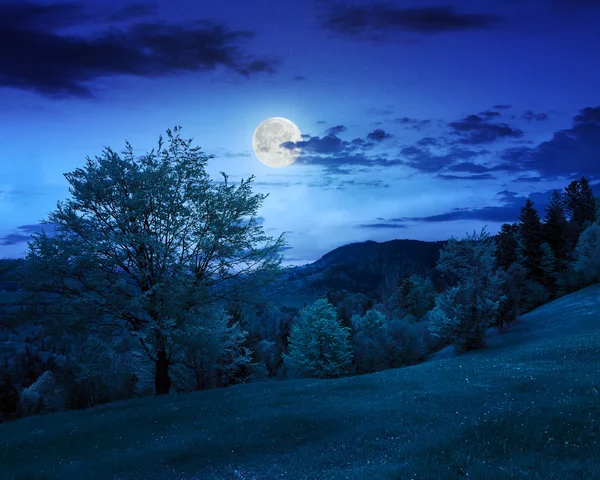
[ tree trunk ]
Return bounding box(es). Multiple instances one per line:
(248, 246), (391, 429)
(155, 347), (171, 395)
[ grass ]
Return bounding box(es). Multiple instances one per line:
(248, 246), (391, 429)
(1, 285), (599, 479)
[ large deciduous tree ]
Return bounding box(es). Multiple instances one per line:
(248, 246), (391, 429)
(19, 127), (286, 395)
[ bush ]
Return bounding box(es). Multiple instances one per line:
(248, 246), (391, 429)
(385, 318), (426, 367)
(19, 371), (64, 416)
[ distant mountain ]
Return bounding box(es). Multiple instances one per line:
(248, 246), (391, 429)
(277, 239), (446, 298)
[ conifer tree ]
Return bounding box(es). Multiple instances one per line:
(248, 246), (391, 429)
(428, 228), (505, 353)
(517, 199), (543, 282)
(540, 242), (557, 296)
(542, 190), (568, 270)
(283, 299), (353, 378)
(495, 223), (519, 270)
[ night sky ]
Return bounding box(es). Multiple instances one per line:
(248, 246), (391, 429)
(1, 0), (599, 265)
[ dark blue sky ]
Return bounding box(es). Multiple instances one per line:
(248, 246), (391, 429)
(1, 0), (599, 264)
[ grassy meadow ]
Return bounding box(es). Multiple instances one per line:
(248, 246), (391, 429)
(0, 285), (599, 479)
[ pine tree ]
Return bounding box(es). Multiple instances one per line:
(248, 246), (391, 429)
(542, 190), (568, 271)
(351, 308), (387, 373)
(539, 242), (557, 296)
(517, 199), (543, 282)
(496, 223), (519, 270)
(428, 228), (505, 353)
(283, 299), (353, 379)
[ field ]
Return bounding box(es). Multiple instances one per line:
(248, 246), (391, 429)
(0, 285), (599, 479)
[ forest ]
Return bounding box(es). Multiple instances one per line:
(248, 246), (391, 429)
(1, 127), (599, 424)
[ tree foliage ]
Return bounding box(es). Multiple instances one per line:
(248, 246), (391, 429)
(18, 126), (286, 395)
(428, 228), (505, 353)
(283, 299), (353, 379)
(572, 222), (600, 285)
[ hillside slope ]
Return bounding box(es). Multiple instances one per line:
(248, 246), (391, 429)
(1, 284), (599, 480)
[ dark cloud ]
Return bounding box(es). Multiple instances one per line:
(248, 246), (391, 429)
(445, 162), (491, 174)
(0, 223), (56, 246)
(315, 120), (327, 125)
(326, 125), (348, 136)
(0, 1), (277, 98)
(522, 110), (549, 122)
(479, 110), (501, 118)
(292, 75), (307, 81)
(494, 106), (600, 178)
(393, 117), (432, 130)
(400, 145), (489, 173)
(294, 153), (404, 174)
(438, 173), (496, 181)
(449, 114), (524, 144)
(416, 137), (441, 147)
(356, 223), (407, 229)
(394, 187), (599, 225)
(493, 104), (512, 109)
(513, 175), (545, 183)
(320, 4), (502, 42)
(367, 128), (393, 141)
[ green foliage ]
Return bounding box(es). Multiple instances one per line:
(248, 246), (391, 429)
(542, 190), (569, 269)
(428, 228), (505, 353)
(495, 223), (519, 270)
(522, 280), (550, 313)
(496, 262), (528, 328)
(540, 242), (557, 295)
(517, 199), (543, 282)
(385, 317), (426, 367)
(161, 305), (256, 391)
(572, 222), (600, 286)
(18, 126), (286, 395)
(283, 299), (353, 379)
(350, 308), (387, 373)
(397, 274), (436, 320)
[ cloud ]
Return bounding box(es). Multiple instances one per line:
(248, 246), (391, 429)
(393, 187), (598, 225)
(522, 110), (549, 122)
(326, 125), (348, 136)
(400, 144), (490, 173)
(0, 223), (56, 246)
(0, 1), (277, 98)
(416, 137), (442, 147)
(437, 173), (496, 181)
(493, 104), (512, 109)
(445, 162), (491, 174)
(367, 128), (393, 141)
(393, 117), (432, 130)
(479, 110), (501, 118)
(449, 114), (524, 144)
(320, 4), (502, 42)
(356, 223), (407, 229)
(292, 75), (307, 81)
(494, 106), (600, 178)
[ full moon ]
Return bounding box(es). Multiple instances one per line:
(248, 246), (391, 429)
(252, 117), (302, 168)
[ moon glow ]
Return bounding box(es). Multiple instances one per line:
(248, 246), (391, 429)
(252, 117), (302, 168)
